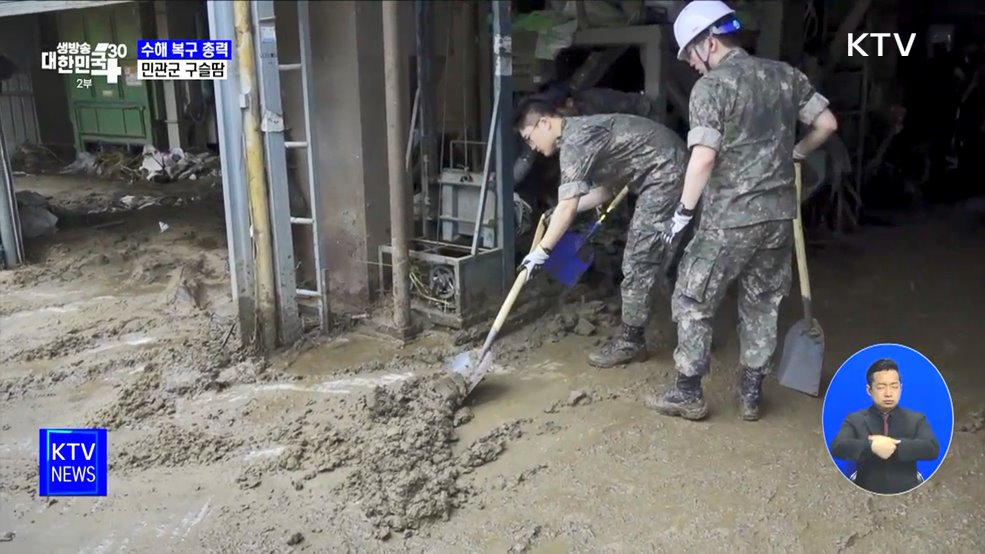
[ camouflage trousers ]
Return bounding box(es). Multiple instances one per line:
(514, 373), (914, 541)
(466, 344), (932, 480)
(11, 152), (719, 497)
(620, 186), (677, 328)
(671, 220), (793, 377)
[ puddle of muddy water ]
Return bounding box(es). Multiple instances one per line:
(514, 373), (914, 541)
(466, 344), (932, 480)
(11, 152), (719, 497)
(286, 335), (399, 376)
(213, 372), (419, 404)
(285, 332), (447, 377)
(0, 293), (121, 323)
(84, 335), (158, 355)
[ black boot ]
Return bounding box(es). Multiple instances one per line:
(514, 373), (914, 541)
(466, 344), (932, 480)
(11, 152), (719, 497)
(738, 366), (765, 421)
(587, 324), (647, 368)
(644, 373), (708, 421)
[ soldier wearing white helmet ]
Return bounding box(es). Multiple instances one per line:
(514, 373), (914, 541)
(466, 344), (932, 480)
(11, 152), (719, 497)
(645, 1), (839, 421)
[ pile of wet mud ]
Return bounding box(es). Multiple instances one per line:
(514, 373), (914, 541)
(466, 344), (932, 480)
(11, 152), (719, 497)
(112, 423), (244, 471)
(1, 237), (251, 404)
(236, 373), (527, 540)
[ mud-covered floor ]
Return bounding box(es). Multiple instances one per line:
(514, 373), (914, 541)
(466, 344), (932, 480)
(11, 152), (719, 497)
(1, 186), (984, 552)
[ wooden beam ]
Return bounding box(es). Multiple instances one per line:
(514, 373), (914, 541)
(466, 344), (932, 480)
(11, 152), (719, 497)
(822, 0), (873, 81)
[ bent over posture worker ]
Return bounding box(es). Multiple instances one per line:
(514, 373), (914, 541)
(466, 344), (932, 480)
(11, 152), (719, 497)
(513, 97), (687, 366)
(513, 82), (665, 184)
(647, 1), (838, 421)
(831, 358), (940, 495)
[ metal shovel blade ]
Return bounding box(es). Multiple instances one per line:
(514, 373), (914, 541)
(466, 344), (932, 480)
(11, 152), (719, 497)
(446, 348), (494, 395)
(776, 318), (825, 397)
(543, 230), (594, 287)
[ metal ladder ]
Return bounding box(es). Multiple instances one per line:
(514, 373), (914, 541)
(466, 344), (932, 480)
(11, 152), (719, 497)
(251, 0), (329, 341)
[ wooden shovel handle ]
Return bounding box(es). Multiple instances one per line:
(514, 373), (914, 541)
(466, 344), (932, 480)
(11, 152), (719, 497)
(492, 272), (527, 332)
(793, 162), (814, 322)
(600, 187), (630, 223)
(531, 213), (547, 251)
(485, 214), (547, 336)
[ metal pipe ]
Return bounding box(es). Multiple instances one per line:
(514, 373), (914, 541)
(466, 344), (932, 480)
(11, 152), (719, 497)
(405, 86), (420, 172)
(383, 0), (412, 334)
(489, 0), (516, 290)
(0, 121), (24, 269)
(234, 0), (278, 351)
(415, 0), (433, 239)
(208, 0), (257, 345)
(492, 0), (516, 293)
(470, 92), (500, 255)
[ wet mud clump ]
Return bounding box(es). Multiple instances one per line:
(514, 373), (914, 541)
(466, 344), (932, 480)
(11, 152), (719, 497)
(334, 374), (524, 540)
(112, 423), (243, 471)
(88, 366), (176, 430)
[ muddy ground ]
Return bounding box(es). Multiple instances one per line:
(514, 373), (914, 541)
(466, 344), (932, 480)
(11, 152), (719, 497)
(1, 176), (984, 552)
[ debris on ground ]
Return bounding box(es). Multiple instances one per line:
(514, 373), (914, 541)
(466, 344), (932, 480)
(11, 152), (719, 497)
(9, 143), (64, 174)
(59, 145), (220, 183)
(15, 190), (58, 239)
(567, 389), (592, 406)
(958, 406), (984, 433)
(508, 523), (545, 554)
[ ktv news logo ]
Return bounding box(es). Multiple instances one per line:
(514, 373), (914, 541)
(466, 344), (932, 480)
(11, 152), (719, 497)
(38, 428), (108, 496)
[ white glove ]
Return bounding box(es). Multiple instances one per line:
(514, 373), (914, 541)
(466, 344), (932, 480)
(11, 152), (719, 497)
(661, 204), (695, 244)
(519, 246), (550, 282)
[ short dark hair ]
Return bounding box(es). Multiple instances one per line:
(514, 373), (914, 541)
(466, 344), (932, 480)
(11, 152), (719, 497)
(866, 358), (900, 385)
(513, 94), (561, 130)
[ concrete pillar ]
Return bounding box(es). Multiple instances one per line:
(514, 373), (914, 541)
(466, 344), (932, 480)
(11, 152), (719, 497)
(271, 1), (416, 311)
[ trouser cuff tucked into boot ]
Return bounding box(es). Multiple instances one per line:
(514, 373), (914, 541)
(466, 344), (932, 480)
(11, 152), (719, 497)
(644, 373), (708, 421)
(587, 324), (647, 368)
(738, 366), (766, 421)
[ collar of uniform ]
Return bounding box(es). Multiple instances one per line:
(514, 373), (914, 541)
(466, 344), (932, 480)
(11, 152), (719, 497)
(717, 47), (748, 68)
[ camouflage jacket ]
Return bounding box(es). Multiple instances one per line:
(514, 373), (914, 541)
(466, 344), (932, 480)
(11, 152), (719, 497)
(557, 114), (687, 216)
(688, 48), (829, 229)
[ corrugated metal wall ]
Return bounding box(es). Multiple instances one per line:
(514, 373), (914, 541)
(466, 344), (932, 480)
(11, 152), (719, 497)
(0, 14), (41, 147)
(0, 73), (39, 147)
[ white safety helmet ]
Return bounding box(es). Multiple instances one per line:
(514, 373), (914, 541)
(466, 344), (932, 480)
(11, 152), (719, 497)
(673, 1), (740, 61)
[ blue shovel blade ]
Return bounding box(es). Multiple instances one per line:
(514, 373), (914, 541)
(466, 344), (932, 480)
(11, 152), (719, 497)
(543, 230), (594, 287)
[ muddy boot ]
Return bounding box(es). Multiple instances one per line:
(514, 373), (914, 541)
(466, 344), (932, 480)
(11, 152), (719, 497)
(644, 374), (708, 421)
(587, 325), (647, 368)
(738, 367), (765, 421)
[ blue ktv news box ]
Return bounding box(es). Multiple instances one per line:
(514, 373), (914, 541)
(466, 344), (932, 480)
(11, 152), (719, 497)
(38, 428), (108, 497)
(137, 39), (232, 60)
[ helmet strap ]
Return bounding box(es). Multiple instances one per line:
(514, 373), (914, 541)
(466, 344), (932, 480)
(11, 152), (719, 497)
(696, 37), (713, 72)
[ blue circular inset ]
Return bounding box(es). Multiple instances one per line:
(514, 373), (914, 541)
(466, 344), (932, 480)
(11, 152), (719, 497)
(821, 343), (954, 495)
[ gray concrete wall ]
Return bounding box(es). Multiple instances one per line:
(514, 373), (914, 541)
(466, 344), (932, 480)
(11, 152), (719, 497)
(275, 0), (416, 310)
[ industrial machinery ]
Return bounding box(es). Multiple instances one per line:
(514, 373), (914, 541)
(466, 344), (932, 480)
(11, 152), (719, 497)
(378, 1), (515, 330)
(437, 140), (500, 249)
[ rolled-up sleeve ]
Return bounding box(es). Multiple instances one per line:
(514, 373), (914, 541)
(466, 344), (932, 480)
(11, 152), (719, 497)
(687, 78), (725, 151)
(793, 69), (829, 125)
(558, 125), (606, 201)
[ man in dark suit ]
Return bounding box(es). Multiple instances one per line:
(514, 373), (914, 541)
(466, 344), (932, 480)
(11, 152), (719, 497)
(830, 358), (940, 494)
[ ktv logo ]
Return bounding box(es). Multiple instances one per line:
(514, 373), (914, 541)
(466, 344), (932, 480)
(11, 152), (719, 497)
(848, 33), (917, 57)
(39, 428), (108, 496)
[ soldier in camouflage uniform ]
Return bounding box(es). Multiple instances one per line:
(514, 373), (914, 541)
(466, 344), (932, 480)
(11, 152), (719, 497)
(517, 85), (690, 368)
(646, 1), (838, 421)
(513, 96), (688, 367)
(514, 82), (663, 183)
